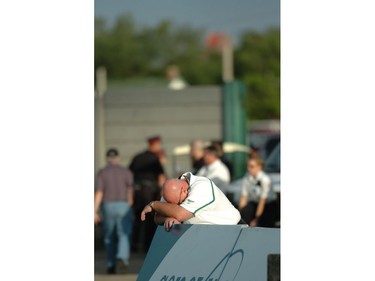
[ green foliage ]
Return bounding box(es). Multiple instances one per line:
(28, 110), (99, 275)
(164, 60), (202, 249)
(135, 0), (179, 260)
(94, 15), (280, 120)
(235, 28), (280, 119)
(94, 14), (221, 83)
(95, 14), (147, 78)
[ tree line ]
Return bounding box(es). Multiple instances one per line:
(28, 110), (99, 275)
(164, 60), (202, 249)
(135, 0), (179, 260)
(95, 14), (280, 120)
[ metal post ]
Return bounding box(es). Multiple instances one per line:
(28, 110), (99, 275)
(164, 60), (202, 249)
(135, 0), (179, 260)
(222, 35), (234, 82)
(95, 67), (107, 173)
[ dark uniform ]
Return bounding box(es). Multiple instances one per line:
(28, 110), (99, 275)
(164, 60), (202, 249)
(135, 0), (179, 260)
(192, 157), (204, 175)
(129, 150), (164, 252)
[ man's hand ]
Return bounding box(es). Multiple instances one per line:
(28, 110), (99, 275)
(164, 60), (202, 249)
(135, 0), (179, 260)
(94, 191), (103, 224)
(141, 204), (153, 221)
(127, 197), (134, 207)
(249, 219), (258, 227)
(94, 213), (101, 224)
(164, 217), (181, 231)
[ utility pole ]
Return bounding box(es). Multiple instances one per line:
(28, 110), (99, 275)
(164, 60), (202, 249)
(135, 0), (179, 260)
(95, 66), (107, 173)
(221, 34), (234, 82)
(206, 33), (234, 82)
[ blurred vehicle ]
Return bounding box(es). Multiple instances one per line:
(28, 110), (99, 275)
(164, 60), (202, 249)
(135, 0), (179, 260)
(247, 119), (280, 160)
(264, 142), (280, 192)
(262, 134), (280, 161)
(264, 142), (280, 226)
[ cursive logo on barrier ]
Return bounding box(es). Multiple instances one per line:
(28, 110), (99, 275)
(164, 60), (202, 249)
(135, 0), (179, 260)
(159, 230), (245, 281)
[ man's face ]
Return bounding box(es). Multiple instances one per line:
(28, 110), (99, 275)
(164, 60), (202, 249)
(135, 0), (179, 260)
(108, 156), (120, 164)
(190, 146), (203, 160)
(190, 146), (196, 158)
(203, 150), (215, 165)
(150, 140), (162, 152)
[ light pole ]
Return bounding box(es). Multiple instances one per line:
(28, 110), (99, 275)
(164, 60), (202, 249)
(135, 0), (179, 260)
(206, 33), (234, 82)
(221, 34), (234, 82)
(95, 66), (107, 173)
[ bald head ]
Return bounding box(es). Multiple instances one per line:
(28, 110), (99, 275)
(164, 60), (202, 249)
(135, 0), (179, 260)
(163, 179), (188, 204)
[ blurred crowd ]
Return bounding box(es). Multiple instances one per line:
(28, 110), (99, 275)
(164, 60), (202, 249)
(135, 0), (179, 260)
(94, 135), (279, 274)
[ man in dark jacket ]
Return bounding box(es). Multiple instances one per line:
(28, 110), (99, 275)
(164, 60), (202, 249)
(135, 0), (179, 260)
(129, 136), (166, 252)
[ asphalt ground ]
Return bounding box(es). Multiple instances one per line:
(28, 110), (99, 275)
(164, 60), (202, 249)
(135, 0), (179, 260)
(95, 224), (147, 281)
(95, 248), (146, 281)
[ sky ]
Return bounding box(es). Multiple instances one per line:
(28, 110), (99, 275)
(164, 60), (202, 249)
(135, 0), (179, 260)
(95, 0), (280, 45)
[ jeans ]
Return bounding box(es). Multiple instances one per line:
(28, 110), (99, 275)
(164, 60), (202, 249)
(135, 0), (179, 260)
(102, 201), (133, 267)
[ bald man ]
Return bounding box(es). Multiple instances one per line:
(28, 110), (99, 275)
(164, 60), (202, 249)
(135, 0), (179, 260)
(141, 172), (241, 231)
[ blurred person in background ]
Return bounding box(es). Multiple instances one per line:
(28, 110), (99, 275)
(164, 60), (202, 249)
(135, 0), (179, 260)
(94, 148), (134, 274)
(155, 149), (168, 186)
(129, 136), (166, 252)
(238, 157), (277, 227)
(196, 145), (230, 191)
(190, 139), (205, 174)
(155, 149), (167, 167)
(166, 65), (187, 90)
(211, 140), (234, 178)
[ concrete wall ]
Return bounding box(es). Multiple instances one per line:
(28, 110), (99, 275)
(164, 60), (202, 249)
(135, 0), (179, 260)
(96, 85), (222, 177)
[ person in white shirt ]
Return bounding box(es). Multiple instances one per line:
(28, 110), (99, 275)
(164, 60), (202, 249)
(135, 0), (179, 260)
(196, 145), (230, 191)
(140, 172), (241, 231)
(238, 157), (277, 227)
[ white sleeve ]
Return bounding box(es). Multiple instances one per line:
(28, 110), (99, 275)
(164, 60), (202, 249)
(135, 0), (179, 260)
(260, 177), (271, 199)
(209, 166), (230, 189)
(222, 166), (230, 183)
(211, 178), (228, 191)
(241, 177), (248, 196)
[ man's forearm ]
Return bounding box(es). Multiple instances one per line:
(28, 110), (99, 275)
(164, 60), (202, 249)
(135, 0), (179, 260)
(158, 174), (166, 188)
(255, 198), (266, 218)
(94, 191), (103, 213)
(127, 187), (134, 205)
(154, 213), (170, 225)
(239, 195), (248, 210)
(151, 201), (192, 222)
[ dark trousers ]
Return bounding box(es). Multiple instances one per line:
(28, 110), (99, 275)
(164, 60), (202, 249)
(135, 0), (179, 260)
(131, 183), (158, 252)
(240, 200), (277, 227)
